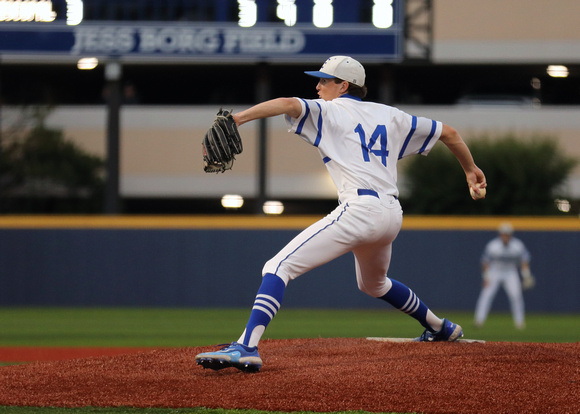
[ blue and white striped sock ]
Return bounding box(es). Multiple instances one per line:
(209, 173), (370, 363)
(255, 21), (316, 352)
(379, 278), (435, 331)
(239, 273), (285, 348)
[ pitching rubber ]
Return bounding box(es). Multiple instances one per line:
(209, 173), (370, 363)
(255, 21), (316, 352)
(366, 337), (486, 344)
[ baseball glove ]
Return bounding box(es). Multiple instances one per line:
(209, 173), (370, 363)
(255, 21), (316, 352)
(521, 268), (535, 290)
(522, 274), (536, 290)
(202, 108), (243, 173)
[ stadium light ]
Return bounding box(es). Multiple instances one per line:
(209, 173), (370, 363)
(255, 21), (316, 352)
(313, 0), (333, 28)
(277, 0), (297, 26)
(238, 0), (257, 27)
(372, 0), (394, 28)
(66, 0), (83, 25)
(221, 194), (244, 209)
(547, 65), (569, 78)
(263, 201), (284, 215)
(77, 57), (98, 70)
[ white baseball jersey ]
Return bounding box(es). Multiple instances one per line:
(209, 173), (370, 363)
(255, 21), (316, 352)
(481, 237), (531, 274)
(285, 95), (443, 199)
(263, 94), (444, 295)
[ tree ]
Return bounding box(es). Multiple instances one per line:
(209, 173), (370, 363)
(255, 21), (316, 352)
(0, 107), (105, 213)
(402, 135), (578, 215)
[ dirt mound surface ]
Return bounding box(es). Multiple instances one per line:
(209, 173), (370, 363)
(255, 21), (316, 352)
(0, 338), (578, 414)
(0, 347), (152, 362)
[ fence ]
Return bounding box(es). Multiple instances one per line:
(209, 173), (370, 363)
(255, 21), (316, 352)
(1, 215), (578, 312)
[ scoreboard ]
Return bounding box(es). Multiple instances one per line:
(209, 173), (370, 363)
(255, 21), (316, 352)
(0, 0), (405, 63)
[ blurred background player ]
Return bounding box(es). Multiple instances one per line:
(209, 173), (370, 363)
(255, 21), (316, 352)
(474, 222), (535, 330)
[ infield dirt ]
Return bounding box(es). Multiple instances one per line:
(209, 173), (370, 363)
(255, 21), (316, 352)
(0, 338), (578, 414)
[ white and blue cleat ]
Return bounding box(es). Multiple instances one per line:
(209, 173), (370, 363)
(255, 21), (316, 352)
(195, 342), (262, 373)
(414, 318), (464, 342)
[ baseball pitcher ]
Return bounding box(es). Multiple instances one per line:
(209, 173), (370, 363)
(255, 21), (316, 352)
(196, 56), (487, 372)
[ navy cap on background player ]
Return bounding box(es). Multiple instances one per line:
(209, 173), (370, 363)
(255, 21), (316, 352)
(304, 56), (366, 87)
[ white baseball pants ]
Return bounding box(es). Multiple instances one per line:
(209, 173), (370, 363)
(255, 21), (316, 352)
(475, 270), (525, 328)
(262, 190), (403, 298)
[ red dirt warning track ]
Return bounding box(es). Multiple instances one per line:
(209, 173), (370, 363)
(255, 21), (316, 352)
(0, 338), (578, 414)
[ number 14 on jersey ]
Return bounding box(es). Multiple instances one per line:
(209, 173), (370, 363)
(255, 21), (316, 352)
(355, 124), (389, 167)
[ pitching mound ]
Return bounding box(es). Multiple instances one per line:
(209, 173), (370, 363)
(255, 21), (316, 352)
(0, 338), (578, 414)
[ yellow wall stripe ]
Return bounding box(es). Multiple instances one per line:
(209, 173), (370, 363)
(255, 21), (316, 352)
(0, 215), (579, 231)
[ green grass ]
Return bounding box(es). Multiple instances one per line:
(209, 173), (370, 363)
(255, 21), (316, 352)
(0, 307), (579, 347)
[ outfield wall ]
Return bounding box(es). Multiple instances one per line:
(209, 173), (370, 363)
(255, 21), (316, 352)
(0, 216), (579, 313)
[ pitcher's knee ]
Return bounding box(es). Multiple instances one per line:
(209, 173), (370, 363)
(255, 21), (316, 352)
(357, 279), (390, 298)
(262, 263), (291, 285)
